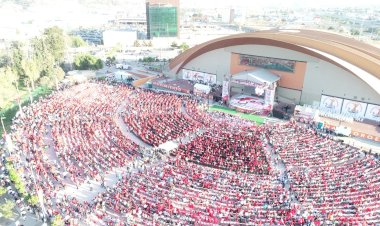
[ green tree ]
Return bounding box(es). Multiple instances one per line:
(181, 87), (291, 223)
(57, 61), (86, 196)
(350, 29), (360, 36)
(179, 42), (189, 51)
(0, 66), (19, 88)
(21, 58), (40, 90)
(170, 41), (178, 48)
(73, 54), (103, 70)
(106, 56), (116, 66)
(43, 26), (66, 63)
(0, 200), (15, 219)
(0, 54), (11, 68)
(133, 40), (140, 47)
(70, 35), (87, 48)
(0, 186), (6, 196)
(10, 41), (25, 79)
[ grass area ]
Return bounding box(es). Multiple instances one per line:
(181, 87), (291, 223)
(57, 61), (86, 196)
(209, 105), (265, 125)
(0, 86), (53, 137)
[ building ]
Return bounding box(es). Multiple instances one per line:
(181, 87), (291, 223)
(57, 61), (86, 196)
(146, 0), (180, 39)
(168, 29), (380, 141)
(103, 30), (137, 48)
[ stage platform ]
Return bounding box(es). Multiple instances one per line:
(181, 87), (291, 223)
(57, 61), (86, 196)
(229, 94), (271, 115)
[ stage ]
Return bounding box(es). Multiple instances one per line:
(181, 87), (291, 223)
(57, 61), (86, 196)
(229, 94), (271, 115)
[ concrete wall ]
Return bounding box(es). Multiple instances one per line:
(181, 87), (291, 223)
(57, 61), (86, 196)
(181, 44), (380, 105)
(302, 60), (380, 105)
(180, 48), (230, 84)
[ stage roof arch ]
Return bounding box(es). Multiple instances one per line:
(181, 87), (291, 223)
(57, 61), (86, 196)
(168, 29), (380, 95)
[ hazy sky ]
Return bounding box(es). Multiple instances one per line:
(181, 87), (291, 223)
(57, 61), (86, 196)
(181, 0), (380, 8)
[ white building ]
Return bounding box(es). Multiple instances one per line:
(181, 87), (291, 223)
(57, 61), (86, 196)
(103, 30), (137, 48)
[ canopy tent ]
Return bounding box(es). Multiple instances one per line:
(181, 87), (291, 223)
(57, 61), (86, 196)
(194, 83), (211, 94)
(231, 68), (280, 85)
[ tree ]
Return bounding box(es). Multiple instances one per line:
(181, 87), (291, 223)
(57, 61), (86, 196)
(350, 29), (360, 36)
(106, 56), (116, 66)
(73, 54), (103, 70)
(170, 41), (178, 48)
(0, 186), (6, 196)
(70, 35), (87, 48)
(0, 200), (15, 219)
(10, 41), (25, 79)
(43, 26), (66, 63)
(0, 54), (11, 68)
(133, 40), (140, 47)
(179, 42), (189, 51)
(21, 58), (40, 90)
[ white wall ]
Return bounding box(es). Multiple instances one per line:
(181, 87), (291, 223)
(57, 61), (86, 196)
(302, 60), (380, 105)
(181, 44), (380, 105)
(103, 30), (137, 48)
(181, 48), (230, 83)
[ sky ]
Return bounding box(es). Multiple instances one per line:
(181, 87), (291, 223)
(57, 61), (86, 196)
(181, 0), (380, 8)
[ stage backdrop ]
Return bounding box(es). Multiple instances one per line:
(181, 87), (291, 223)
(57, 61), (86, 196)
(319, 95), (343, 114)
(230, 53), (307, 90)
(182, 69), (217, 84)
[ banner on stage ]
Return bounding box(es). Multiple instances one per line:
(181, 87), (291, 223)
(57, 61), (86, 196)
(222, 81), (229, 101)
(264, 88), (275, 107)
(182, 69), (217, 85)
(364, 104), (380, 122)
(341, 99), (367, 118)
(319, 95), (343, 114)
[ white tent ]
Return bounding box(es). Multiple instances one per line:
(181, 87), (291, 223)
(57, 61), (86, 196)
(231, 68), (280, 85)
(194, 83), (211, 94)
(114, 71), (133, 80)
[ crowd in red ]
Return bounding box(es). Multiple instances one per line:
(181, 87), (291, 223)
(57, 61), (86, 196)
(124, 90), (202, 146)
(95, 158), (298, 225)
(176, 128), (271, 174)
(270, 122), (380, 224)
(2, 81), (379, 225)
(8, 83), (141, 224)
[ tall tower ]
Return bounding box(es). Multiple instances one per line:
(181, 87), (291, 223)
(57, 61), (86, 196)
(146, 0), (180, 39)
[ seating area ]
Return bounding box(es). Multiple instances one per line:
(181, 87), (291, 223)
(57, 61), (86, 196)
(269, 122), (361, 167)
(269, 122), (380, 224)
(152, 77), (193, 94)
(3, 82), (380, 225)
(124, 90), (202, 146)
(9, 83), (141, 222)
(95, 159), (296, 225)
(176, 128), (271, 174)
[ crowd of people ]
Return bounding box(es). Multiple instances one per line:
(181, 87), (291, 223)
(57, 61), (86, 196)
(6, 82), (143, 224)
(269, 122), (380, 224)
(176, 128), (271, 174)
(124, 90), (202, 146)
(0, 81), (379, 225)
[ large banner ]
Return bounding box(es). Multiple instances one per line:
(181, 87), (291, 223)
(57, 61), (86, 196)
(239, 54), (296, 72)
(341, 99), (367, 118)
(319, 95), (343, 114)
(264, 88), (275, 108)
(182, 69), (217, 85)
(365, 104), (380, 121)
(222, 81), (229, 101)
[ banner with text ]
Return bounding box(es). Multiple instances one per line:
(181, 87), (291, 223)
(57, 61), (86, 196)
(182, 69), (217, 85)
(222, 81), (229, 101)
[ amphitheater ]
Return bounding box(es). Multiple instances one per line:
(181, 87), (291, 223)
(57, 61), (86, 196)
(1, 29), (380, 226)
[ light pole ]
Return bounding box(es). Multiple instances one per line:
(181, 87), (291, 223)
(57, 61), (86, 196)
(0, 116), (6, 136)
